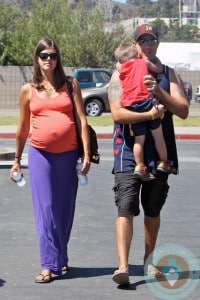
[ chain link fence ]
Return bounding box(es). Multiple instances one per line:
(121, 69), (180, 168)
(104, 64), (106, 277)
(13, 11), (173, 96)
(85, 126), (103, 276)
(0, 66), (199, 108)
(0, 66), (73, 108)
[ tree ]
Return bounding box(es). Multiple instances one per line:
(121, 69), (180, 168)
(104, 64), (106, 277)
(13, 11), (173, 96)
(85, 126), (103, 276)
(0, 4), (18, 65)
(68, 4), (126, 67)
(9, 0), (77, 65)
(174, 24), (199, 42)
(0, 0), (199, 66)
(2, 0), (126, 67)
(151, 18), (168, 40)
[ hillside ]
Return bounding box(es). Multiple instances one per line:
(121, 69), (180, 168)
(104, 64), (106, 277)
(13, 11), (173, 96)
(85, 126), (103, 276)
(0, 0), (179, 20)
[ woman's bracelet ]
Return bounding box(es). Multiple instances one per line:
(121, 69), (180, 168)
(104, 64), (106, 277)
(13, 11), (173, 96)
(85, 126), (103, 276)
(15, 156), (21, 160)
(150, 110), (154, 121)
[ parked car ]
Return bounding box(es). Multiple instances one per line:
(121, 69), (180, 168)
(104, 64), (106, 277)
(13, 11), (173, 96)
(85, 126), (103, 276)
(194, 86), (200, 103)
(178, 75), (193, 103)
(80, 74), (193, 116)
(81, 83), (110, 116)
(74, 68), (112, 89)
(181, 81), (193, 103)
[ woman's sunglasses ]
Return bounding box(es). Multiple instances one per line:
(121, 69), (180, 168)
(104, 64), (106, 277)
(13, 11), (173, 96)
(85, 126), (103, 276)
(38, 52), (58, 60)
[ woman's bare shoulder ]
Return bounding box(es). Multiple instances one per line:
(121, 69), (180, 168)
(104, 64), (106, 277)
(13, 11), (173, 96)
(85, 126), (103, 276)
(19, 82), (32, 101)
(20, 82), (32, 92)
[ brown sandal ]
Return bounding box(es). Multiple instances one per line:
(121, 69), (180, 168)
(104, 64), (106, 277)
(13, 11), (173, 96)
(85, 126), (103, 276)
(112, 268), (130, 286)
(35, 272), (52, 283)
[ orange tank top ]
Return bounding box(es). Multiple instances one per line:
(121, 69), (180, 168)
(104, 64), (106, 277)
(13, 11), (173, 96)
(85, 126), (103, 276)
(30, 85), (78, 153)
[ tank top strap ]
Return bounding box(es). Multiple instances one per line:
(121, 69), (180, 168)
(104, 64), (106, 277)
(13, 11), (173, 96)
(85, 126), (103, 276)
(162, 64), (169, 80)
(31, 86), (37, 96)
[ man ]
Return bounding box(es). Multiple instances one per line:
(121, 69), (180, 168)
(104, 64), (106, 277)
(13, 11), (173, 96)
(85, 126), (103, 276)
(108, 24), (189, 286)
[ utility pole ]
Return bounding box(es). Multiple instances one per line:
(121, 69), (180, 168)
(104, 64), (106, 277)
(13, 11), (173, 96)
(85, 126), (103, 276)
(179, 0), (182, 27)
(95, 0), (113, 23)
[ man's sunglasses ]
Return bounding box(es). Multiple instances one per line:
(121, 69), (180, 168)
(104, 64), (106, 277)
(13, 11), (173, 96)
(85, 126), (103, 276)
(38, 52), (58, 60)
(138, 39), (158, 46)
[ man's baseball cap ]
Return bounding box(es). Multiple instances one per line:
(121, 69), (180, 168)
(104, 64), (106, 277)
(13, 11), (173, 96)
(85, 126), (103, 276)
(134, 24), (159, 41)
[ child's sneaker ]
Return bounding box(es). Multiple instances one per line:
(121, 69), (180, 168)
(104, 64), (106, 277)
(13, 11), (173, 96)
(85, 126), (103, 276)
(157, 161), (172, 173)
(142, 172), (155, 182)
(134, 165), (155, 181)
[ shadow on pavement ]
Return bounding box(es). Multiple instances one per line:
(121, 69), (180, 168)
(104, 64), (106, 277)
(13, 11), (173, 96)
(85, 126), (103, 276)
(0, 278), (6, 287)
(57, 264), (144, 280)
(118, 268), (200, 291)
(0, 165), (28, 169)
(53, 266), (115, 281)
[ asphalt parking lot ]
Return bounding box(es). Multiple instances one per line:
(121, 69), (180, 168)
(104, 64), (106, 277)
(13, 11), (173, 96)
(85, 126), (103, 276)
(0, 139), (200, 300)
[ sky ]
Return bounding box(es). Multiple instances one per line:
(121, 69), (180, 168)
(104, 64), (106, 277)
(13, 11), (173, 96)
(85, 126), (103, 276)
(114, 0), (127, 3)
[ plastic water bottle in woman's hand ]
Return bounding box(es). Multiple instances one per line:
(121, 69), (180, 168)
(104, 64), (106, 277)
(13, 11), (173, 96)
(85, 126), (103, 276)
(76, 159), (88, 185)
(12, 171), (26, 187)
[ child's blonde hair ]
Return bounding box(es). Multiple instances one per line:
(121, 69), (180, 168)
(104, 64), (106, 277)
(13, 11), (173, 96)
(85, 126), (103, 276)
(115, 43), (138, 63)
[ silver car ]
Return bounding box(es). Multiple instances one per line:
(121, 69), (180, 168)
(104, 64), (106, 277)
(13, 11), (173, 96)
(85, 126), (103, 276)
(81, 78), (193, 117)
(195, 86), (200, 103)
(182, 81), (193, 103)
(81, 83), (110, 117)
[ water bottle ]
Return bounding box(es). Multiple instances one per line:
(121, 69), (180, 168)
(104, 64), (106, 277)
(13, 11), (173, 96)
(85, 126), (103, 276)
(76, 159), (88, 185)
(12, 171), (26, 187)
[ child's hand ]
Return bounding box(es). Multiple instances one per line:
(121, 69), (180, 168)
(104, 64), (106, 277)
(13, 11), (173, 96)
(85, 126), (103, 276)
(116, 62), (122, 72)
(151, 103), (166, 120)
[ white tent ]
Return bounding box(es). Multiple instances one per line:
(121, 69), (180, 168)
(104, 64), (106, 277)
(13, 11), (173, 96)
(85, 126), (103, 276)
(157, 43), (200, 70)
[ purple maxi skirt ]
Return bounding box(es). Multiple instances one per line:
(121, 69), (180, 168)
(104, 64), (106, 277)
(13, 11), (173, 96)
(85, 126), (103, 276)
(28, 145), (78, 275)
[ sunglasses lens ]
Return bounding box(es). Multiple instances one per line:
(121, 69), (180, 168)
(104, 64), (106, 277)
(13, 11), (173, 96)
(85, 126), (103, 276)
(138, 40), (146, 45)
(39, 53), (48, 60)
(38, 52), (58, 60)
(138, 39), (157, 46)
(50, 53), (58, 60)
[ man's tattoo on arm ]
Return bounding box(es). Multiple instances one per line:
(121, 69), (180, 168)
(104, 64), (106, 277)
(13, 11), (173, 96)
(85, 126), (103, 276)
(108, 80), (122, 102)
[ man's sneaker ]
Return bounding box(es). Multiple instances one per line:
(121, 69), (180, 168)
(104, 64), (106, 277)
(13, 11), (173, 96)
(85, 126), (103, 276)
(134, 165), (155, 181)
(146, 264), (162, 277)
(157, 161), (172, 173)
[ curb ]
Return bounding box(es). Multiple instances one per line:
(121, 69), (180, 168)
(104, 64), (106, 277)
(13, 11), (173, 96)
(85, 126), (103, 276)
(0, 133), (19, 139)
(175, 134), (200, 140)
(1, 133), (200, 140)
(1, 133), (200, 161)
